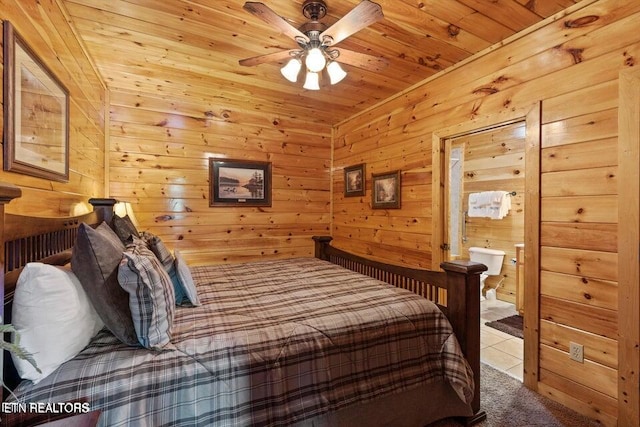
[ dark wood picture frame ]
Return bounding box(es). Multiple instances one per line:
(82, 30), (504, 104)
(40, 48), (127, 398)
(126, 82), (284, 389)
(371, 170), (401, 209)
(343, 163), (365, 197)
(3, 21), (69, 182)
(209, 158), (272, 207)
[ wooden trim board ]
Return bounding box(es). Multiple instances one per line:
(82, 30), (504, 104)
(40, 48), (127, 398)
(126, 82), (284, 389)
(617, 67), (640, 427)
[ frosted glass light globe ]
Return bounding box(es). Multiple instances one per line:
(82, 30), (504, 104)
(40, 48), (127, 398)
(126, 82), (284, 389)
(327, 61), (347, 84)
(305, 48), (326, 73)
(280, 58), (302, 82)
(303, 71), (320, 90)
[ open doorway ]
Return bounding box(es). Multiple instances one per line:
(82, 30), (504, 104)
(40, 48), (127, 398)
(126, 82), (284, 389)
(432, 105), (541, 388)
(443, 121), (526, 381)
(444, 122), (525, 303)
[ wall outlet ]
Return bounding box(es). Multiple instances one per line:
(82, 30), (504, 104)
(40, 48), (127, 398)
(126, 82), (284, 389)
(569, 342), (584, 363)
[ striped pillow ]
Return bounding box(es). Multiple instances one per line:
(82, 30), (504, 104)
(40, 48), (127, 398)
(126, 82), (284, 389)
(139, 232), (186, 304)
(140, 232), (173, 268)
(118, 242), (175, 349)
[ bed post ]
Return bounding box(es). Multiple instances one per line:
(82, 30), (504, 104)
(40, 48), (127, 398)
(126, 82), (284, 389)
(312, 235), (333, 261)
(88, 198), (118, 224)
(0, 184), (22, 320)
(0, 183), (22, 403)
(441, 260), (487, 424)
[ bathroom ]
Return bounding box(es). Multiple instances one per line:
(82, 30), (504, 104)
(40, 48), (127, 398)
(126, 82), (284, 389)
(445, 121), (526, 380)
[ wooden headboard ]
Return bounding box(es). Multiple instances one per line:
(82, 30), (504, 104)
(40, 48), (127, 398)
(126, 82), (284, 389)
(0, 182), (116, 396)
(1, 187), (116, 308)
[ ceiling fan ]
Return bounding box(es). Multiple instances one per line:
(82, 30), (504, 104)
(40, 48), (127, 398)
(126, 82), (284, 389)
(239, 0), (388, 90)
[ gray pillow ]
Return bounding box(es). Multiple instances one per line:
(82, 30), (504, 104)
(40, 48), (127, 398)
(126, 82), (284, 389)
(71, 223), (138, 346)
(110, 214), (140, 243)
(96, 221), (125, 250)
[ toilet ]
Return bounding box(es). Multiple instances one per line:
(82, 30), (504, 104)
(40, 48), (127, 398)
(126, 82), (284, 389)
(469, 247), (506, 301)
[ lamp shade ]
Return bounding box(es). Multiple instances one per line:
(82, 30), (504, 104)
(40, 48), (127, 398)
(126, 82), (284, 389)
(327, 61), (347, 85)
(303, 71), (320, 90)
(305, 47), (326, 73)
(69, 202), (92, 216)
(280, 58), (302, 82)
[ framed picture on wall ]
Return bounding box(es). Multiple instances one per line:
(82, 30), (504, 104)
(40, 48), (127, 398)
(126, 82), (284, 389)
(343, 163), (365, 197)
(3, 21), (69, 182)
(371, 170), (401, 209)
(209, 158), (272, 207)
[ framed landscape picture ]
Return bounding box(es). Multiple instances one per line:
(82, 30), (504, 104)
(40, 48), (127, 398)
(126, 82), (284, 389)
(371, 170), (401, 209)
(3, 21), (69, 182)
(344, 163), (365, 197)
(209, 158), (272, 207)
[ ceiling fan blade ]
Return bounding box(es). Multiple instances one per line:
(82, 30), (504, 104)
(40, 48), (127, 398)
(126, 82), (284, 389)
(334, 48), (388, 72)
(239, 49), (301, 67)
(243, 2), (310, 44)
(320, 0), (384, 46)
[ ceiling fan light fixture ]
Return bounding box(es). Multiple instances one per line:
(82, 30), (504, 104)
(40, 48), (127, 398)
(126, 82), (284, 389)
(280, 58), (302, 82)
(327, 61), (347, 84)
(240, 1), (386, 89)
(305, 47), (326, 73)
(303, 71), (320, 90)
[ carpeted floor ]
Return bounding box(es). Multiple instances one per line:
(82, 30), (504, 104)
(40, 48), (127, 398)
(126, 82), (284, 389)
(429, 363), (601, 427)
(484, 314), (523, 339)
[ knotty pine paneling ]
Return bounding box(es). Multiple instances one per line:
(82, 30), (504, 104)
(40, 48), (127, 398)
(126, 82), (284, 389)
(540, 344), (618, 399)
(540, 319), (618, 369)
(538, 368), (618, 425)
(0, 1), (106, 215)
(108, 91), (331, 264)
(542, 137), (618, 173)
(61, 0), (579, 127)
(334, 1), (638, 424)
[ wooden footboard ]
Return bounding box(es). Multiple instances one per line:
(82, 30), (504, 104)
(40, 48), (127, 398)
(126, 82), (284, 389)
(313, 236), (487, 424)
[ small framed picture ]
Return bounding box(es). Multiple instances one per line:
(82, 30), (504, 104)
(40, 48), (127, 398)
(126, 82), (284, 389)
(371, 170), (401, 209)
(209, 158), (272, 207)
(344, 163), (365, 197)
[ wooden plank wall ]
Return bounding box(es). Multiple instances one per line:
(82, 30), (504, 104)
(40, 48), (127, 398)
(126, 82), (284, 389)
(0, 0), (106, 215)
(333, 0), (638, 425)
(107, 90), (332, 264)
(57, 0), (334, 264)
(453, 122), (526, 303)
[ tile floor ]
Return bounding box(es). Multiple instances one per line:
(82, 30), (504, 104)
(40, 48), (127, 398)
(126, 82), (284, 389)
(480, 298), (523, 381)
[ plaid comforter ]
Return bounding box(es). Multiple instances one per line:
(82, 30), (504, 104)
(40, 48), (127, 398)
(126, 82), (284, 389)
(9, 258), (474, 426)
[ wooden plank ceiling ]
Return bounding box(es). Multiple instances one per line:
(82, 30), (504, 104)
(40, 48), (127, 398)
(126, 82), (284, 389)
(62, 0), (579, 126)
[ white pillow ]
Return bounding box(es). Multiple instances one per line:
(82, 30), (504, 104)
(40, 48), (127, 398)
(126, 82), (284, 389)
(11, 263), (104, 383)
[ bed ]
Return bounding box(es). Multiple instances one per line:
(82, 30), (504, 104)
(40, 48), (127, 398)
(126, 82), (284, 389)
(0, 182), (487, 426)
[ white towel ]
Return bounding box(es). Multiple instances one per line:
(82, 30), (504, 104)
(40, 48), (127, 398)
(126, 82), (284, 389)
(488, 191), (511, 220)
(468, 191), (511, 219)
(468, 192), (493, 217)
